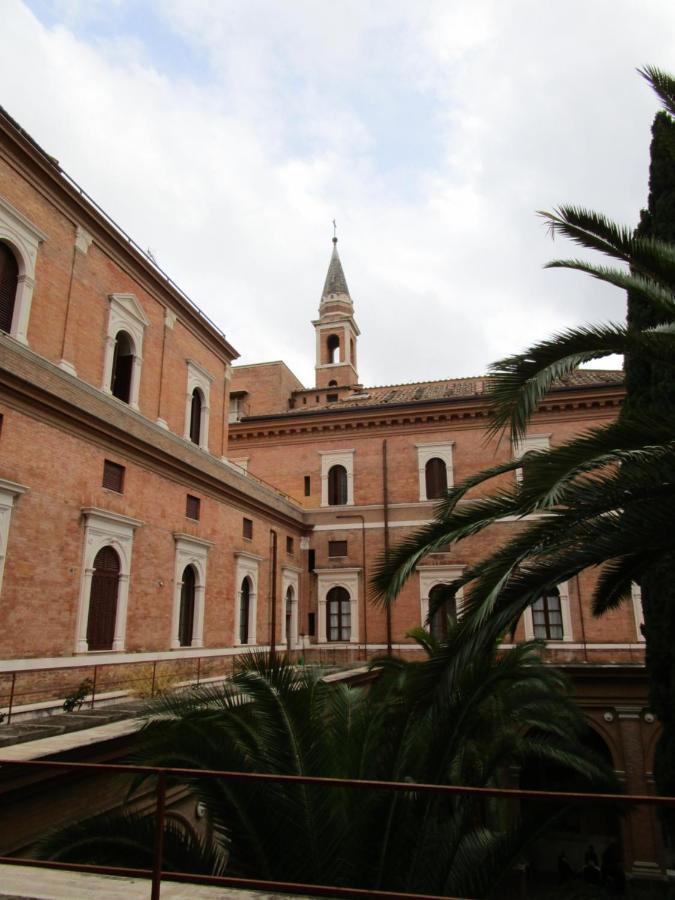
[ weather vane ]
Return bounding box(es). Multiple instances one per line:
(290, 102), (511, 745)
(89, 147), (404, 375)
(332, 218), (337, 240)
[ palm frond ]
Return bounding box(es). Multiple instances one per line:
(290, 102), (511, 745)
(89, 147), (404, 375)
(640, 65), (675, 118)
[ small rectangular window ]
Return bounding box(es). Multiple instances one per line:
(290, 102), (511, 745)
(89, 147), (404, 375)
(243, 517), (253, 539)
(308, 612), (316, 636)
(308, 549), (316, 572)
(327, 393), (338, 403)
(328, 540), (348, 558)
(286, 536), (294, 554)
(304, 475), (311, 496)
(186, 495), (201, 520)
(102, 460), (125, 493)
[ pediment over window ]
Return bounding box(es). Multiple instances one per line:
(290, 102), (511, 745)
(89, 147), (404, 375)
(108, 293), (150, 328)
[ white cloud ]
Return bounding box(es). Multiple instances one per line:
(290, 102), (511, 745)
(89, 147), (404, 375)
(2, 0), (675, 387)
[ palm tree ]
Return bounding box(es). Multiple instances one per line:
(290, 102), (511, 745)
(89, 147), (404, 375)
(373, 67), (675, 804)
(41, 646), (614, 898)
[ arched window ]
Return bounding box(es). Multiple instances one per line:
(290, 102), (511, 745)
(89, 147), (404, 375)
(189, 388), (203, 445)
(86, 546), (120, 651)
(0, 242), (18, 334)
(327, 333), (340, 364)
(285, 585), (294, 649)
(178, 565), (196, 647)
(240, 576), (252, 644)
(327, 586), (351, 642)
(328, 464), (348, 506)
(532, 588), (563, 640)
(425, 458), (448, 500)
(110, 331), (134, 404)
(428, 584), (456, 641)
(328, 379), (338, 387)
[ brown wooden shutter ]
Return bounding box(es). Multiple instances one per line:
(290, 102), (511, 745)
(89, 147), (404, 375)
(328, 540), (348, 557)
(178, 566), (196, 646)
(87, 547), (120, 651)
(0, 243), (18, 334)
(102, 460), (125, 493)
(328, 465), (347, 505)
(186, 495), (201, 520)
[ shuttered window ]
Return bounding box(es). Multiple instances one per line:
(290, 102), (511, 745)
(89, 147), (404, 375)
(286, 536), (294, 554)
(532, 588), (564, 640)
(239, 577), (251, 644)
(102, 460), (125, 493)
(425, 458), (448, 500)
(186, 495), (200, 520)
(428, 584), (456, 641)
(0, 242), (18, 334)
(111, 331), (133, 403)
(327, 465), (348, 506)
(178, 565), (196, 647)
(328, 540), (347, 557)
(86, 546), (120, 651)
(327, 586), (351, 642)
(189, 389), (202, 445)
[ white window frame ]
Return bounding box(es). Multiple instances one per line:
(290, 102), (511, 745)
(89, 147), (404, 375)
(171, 534), (213, 649)
(523, 581), (573, 642)
(0, 478), (28, 597)
(314, 567), (360, 644)
(319, 449), (355, 507)
(513, 433), (551, 484)
(418, 565), (464, 629)
(416, 441), (455, 501)
(184, 359), (213, 451)
(0, 196), (47, 345)
(631, 582), (645, 642)
(75, 508), (142, 653)
(101, 293), (149, 410)
(281, 565), (302, 649)
(234, 551), (262, 646)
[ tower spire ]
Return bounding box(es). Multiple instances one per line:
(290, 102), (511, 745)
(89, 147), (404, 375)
(313, 230), (360, 389)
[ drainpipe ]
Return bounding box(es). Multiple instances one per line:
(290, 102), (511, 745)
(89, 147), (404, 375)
(383, 439), (393, 656)
(269, 529), (277, 663)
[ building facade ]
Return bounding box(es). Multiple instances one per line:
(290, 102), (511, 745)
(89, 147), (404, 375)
(0, 108), (666, 883)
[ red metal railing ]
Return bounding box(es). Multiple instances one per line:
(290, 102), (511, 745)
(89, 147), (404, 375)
(0, 758), (674, 900)
(0, 648), (376, 725)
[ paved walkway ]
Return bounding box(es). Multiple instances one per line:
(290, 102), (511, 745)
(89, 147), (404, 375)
(0, 863), (314, 899)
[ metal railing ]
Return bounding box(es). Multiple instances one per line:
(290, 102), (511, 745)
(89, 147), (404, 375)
(0, 757), (673, 900)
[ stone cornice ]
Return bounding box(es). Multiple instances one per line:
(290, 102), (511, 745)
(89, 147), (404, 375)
(229, 385), (623, 444)
(0, 335), (305, 530)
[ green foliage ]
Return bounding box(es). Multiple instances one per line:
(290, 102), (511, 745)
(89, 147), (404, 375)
(373, 66), (675, 814)
(40, 649), (615, 898)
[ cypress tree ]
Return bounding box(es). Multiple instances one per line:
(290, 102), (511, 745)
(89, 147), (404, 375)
(624, 109), (675, 810)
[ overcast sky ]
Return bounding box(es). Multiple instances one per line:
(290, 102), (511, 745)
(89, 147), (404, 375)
(2, 1), (674, 387)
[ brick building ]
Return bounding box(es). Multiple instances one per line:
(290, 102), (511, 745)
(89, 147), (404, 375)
(0, 107), (666, 884)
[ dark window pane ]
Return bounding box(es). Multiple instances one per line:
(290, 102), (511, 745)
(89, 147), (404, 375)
(111, 331), (133, 403)
(304, 475), (311, 496)
(326, 586), (351, 641)
(328, 465), (348, 506)
(243, 518), (253, 539)
(178, 566), (196, 646)
(425, 458), (448, 499)
(0, 242), (18, 333)
(239, 577), (251, 644)
(428, 583), (456, 641)
(190, 389), (202, 445)
(286, 536), (294, 554)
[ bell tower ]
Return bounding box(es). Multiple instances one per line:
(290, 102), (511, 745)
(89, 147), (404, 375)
(313, 235), (359, 389)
